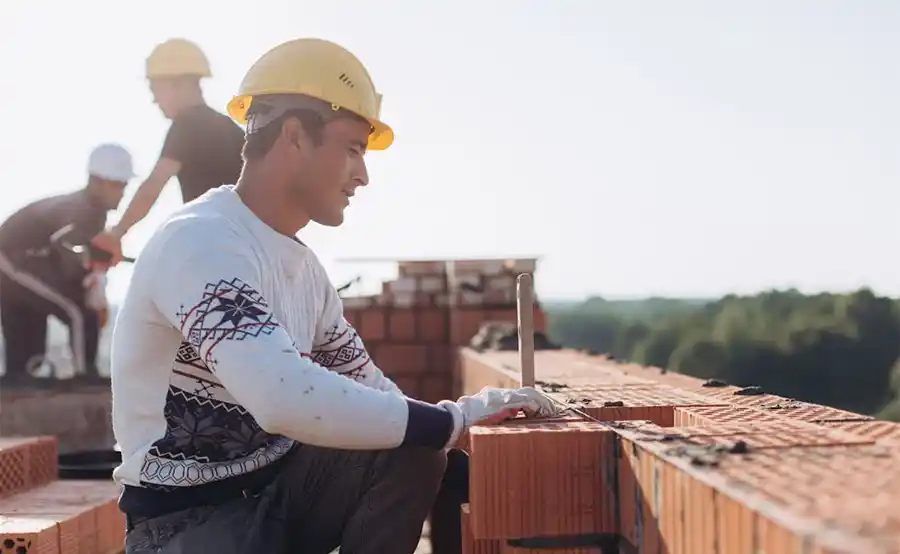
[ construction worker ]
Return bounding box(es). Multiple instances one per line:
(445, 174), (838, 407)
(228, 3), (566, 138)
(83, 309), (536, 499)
(90, 38), (245, 265)
(0, 144), (134, 387)
(111, 38), (559, 554)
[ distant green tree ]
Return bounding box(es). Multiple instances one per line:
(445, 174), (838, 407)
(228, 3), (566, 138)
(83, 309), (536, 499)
(544, 288), (900, 416)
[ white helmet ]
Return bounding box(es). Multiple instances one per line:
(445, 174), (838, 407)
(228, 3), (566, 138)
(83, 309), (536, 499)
(88, 143), (135, 183)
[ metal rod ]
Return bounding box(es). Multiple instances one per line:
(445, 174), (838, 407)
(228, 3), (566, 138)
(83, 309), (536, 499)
(517, 273), (536, 388)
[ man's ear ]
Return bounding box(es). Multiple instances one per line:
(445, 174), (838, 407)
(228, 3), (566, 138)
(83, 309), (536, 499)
(281, 116), (305, 150)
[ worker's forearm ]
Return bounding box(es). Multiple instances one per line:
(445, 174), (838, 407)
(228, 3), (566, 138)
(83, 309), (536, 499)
(111, 184), (161, 237)
(211, 340), (454, 450)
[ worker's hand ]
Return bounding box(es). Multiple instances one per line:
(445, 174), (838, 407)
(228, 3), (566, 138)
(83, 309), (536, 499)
(90, 229), (124, 268)
(438, 386), (560, 449)
(83, 271), (109, 319)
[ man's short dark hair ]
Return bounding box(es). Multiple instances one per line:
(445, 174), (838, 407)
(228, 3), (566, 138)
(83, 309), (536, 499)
(242, 109), (327, 162)
(241, 95), (372, 162)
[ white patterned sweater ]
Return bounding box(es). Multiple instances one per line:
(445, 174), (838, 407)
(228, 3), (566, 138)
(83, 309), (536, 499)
(111, 186), (453, 501)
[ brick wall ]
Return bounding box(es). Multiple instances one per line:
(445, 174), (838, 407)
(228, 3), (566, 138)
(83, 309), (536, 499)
(343, 258), (547, 403)
(458, 348), (900, 554)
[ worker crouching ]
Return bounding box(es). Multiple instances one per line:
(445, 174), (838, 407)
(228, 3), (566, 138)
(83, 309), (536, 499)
(0, 144), (133, 386)
(111, 38), (559, 554)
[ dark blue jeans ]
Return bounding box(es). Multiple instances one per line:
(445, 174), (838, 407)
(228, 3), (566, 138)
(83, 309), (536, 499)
(124, 444), (448, 554)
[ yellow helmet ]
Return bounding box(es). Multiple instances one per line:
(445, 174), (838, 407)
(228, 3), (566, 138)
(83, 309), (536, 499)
(227, 38), (393, 151)
(146, 38), (212, 80)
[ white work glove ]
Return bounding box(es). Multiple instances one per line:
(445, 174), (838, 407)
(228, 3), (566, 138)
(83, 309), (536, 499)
(437, 386), (561, 450)
(82, 271), (109, 311)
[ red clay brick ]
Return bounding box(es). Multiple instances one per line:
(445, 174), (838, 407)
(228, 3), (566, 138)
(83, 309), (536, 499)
(616, 432), (662, 552)
(666, 419), (819, 436)
(421, 375), (453, 404)
(549, 384), (726, 408)
(756, 511), (808, 554)
(418, 275), (446, 293)
(674, 405), (796, 427)
(547, 385), (727, 427)
(358, 308), (387, 341)
(387, 309), (417, 341)
(686, 391), (871, 425)
(0, 516), (59, 554)
(391, 375), (422, 398)
(399, 260), (446, 277)
(820, 420), (900, 445)
(468, 421), (615, 540)
(418, 309), (448, 342)
(341, 296), (375, 310)
(0, 480), (124, 554)
(461, 504), (502, 554)
(0, 437), (57, 500)
(699, 445), (900, 526)
(343, 308), (361, 330)
(428, 344), (455, 378)
(414, 292), (436, 307)
(810, 530), (897, 554)
(715, 492), (756, 554)
(660, 427), (875, 450)
(451, 308), (488, 345)
(617, 427), (841, 554)
(371, 344), (430, 376)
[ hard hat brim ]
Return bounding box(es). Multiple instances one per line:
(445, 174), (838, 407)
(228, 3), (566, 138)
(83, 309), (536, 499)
(228, 94), (394, 151)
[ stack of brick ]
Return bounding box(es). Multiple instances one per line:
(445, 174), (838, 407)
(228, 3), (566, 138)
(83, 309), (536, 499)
(341, 258), (547, 404)
(457, 347), (900, 553)
(0, 436), (124, 554)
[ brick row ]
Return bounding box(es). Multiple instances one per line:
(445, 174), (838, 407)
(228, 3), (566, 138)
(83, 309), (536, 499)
(458, 347), (900, 552)
(0, 437), (57, 500)
(614, 424), (898, 553)
(341, 257), (540, 310)
(0, 480), (125, 554)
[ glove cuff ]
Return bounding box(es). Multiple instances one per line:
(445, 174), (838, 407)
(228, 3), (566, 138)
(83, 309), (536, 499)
(437, 400), (465, 450)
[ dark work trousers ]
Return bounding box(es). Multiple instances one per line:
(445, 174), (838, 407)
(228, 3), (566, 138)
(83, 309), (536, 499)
(124, 443), (449, 554)
(430, 449), (469, 554)
(0, 254), (99, 379)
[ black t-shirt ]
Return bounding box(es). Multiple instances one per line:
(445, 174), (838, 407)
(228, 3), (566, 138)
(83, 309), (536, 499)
(160, 104), (245, 203)
(0, 190), (107, 285)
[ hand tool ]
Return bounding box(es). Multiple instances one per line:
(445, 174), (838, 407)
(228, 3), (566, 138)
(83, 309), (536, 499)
(515, 272), (607, 424)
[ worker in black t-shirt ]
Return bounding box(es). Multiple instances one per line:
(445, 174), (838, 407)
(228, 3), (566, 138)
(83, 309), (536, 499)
(91, 38), (245, 266)
(0, 144), (134, 387)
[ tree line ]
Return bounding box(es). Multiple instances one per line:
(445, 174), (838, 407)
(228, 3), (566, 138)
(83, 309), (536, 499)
(545, 289), (900, 418)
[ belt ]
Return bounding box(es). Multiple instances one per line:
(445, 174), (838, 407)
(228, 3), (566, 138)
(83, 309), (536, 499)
(124, 483), (266, 533)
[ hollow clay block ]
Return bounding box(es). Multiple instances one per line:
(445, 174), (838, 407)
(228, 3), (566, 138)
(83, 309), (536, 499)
(461, 503), (501, 554)
(469, 420), (614, 540)
(0, 437), (57, 499)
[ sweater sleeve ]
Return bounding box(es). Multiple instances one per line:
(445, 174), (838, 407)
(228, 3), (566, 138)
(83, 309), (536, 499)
(149, 233), (453, 450)
(313, 278), (401, 394)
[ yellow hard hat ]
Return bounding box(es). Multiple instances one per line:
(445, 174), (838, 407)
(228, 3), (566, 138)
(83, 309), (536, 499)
(146, 38), (212, 80)
(227, 38), (393, 151)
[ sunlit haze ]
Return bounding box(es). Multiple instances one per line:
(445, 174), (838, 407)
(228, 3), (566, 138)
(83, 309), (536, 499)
(2, 0), (898, 302)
